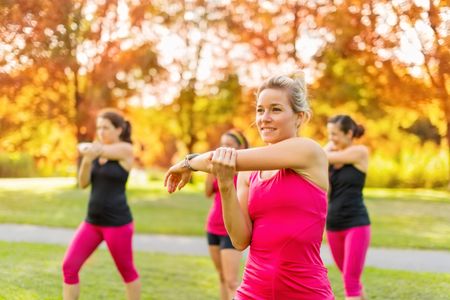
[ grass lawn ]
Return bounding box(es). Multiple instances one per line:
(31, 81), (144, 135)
(0, 178), (449, 250)
(364, 188), (450, 250)
(0, 241), (449, 300)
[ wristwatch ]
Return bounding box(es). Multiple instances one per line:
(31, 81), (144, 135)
(183, 153), (200, 171)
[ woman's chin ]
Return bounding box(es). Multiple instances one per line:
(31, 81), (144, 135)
(260, 135), (278, 144)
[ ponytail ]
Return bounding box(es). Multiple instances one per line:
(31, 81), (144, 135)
(120, 120), (133, 144)
(353, 124), (365, 139)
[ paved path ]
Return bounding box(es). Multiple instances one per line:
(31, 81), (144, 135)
(1, 224), (449, 274)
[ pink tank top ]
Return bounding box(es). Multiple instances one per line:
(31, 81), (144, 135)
(235, 169), (334, 300)
(206, 176), (237, 235)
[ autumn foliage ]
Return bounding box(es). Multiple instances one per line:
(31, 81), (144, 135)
(0, 0), (448, 188)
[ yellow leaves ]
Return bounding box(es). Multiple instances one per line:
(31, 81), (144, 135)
(35, 67), (49, 83)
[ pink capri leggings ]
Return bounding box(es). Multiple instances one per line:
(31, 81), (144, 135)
(326, 225), (370, 297)
(62, 221), (139, 284)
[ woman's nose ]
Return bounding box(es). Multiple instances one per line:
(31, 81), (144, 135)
(261, 110), (272, 122)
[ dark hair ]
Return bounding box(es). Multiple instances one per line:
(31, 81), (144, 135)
(98, 108), (133, 143)
(328, 115), (364, 139)
(225, 129), (249, 149)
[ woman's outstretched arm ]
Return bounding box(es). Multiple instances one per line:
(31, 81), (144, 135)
(326, 145), (368, 165)
(165, 137), (328, 192)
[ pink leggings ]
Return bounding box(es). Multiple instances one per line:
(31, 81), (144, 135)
(62, 221), (139, 284)
(327, 225), (370, 297)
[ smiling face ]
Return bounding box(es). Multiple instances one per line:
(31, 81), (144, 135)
(96, 117), (122, 144)
(327, 122), (353, 149)
(256, 88), (301, 144)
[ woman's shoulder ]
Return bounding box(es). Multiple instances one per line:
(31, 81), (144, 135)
(287, 137), (327, 155)
(347, 144), (369, 158)
(295, 137), (327, 161)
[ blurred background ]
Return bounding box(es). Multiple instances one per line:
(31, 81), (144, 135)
(1, 0), (448, 189)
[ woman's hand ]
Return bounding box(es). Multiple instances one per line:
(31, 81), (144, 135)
(77, 143), (92, 154)
(164, 160), (192, 193)
(211, 147), (237, 185)
(82, 142), (103, 162)
(324, 142), (337, 152)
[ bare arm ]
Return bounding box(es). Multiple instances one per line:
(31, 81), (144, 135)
(78, 157), (93, 189)
(220, 171), (252, 250)
(79, 142), (134, 171)
(165, 138), (328, 192)
(326, 145), (369, 166)
(99, 142), (133, 162)
(77, 144), (102, 189)
(205, 174), (215, 197)
(190, 138), (322, 172)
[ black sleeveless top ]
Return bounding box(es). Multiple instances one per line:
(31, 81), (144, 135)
(326, 164), (370, 231)
(86, 159), (133, 226)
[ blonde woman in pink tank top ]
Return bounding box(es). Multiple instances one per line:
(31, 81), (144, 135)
(165, 72), (334, 299)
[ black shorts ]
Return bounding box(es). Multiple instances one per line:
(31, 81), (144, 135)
(207, 232), (235, 250)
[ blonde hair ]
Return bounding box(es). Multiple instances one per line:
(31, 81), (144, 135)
(257, 71), (311, 123)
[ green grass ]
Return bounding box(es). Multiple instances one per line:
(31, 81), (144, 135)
(365, 188), (450, 250)
(365, 188), (450, 203)
(0, 241), (449, 300)
(0, 178), (209, 236)
(0, 178), (450, 249)
(0, 241), (217, 300)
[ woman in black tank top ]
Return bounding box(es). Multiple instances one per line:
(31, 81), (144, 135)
(62, 108), (140, 300)
(324, 115), (370, 300)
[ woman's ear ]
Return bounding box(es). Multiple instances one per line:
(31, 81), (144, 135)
(346, 129), (354, 140)
(296, 112), (305, 128)
(116, 126), (123, 137)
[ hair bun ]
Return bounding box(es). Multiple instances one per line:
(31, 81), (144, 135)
(354, 124), (365, 138)
(291, 70), (305, 82)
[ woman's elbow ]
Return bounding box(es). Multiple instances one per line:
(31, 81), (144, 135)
(231, 238), (250, 251)
(78, 181), (89, 189)
(234, 244), (248, 251)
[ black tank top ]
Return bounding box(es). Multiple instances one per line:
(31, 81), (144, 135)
(86, 159), (133, 226)
(326, 164), (370, 231)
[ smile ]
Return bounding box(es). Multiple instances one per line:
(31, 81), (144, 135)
(261, 127), (276, 132)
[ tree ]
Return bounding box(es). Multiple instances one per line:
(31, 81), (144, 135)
(317, 0), (449, 186)
(0, 0), (164, 173)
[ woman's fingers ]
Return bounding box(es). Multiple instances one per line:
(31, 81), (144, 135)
(211, 148), (221, 163)
(211, 147), (237, 179)
(178, 173), (190, 190)
(164, 171), (170, 187)
(230, 148), (237, 167)
(164, 172), (179, 193)
(224, 148), (235, 165)
(164, 167), (176, 188)
(212, 147), (233, 164)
